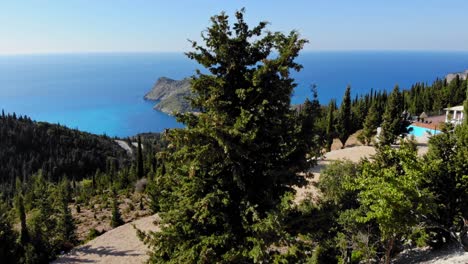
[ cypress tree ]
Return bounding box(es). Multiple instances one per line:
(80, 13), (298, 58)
(380, 86), (404, 145)
(143, 9), (309, 262)
(137, 136), (144, 179)
(110, 191), (123, 228)
(361, 103), (380, 145)
(0, 200), (18, 262)
(57, 178), (76, 247)
(299, 85), (322, 159)
(464, 82), (468, 124)
(337, 85), (352, 148)
(15, 178), (28, 245)
(325, 99), (336, 152)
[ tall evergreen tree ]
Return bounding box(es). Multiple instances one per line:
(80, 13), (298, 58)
(299, 85), (323, 159)
(137, 135), (144, 179)
(464, 82), (468, 125)
(56, 178), (76, 247)
(380, 86), (404, 145)
(361, 103), (380, 145)
(0, 200), (18, 262)
(142, 10), (309, 262)
(110, 191), (123, 228)
(325, 99), (336, 152)
(14, 179), (28, 245)
(336, 86), (352, 148)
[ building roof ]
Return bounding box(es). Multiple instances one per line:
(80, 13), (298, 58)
(444, 105), (464, 111)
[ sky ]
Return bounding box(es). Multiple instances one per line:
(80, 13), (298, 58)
(1, 0), (468, 55)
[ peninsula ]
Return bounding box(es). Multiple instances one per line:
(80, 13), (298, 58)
(144, 77), (192, 114)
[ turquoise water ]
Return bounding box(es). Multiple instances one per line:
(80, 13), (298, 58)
(408, 125), (441, 137)
(1, 52), (468, 137)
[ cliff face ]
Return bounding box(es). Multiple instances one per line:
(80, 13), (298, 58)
(144, 77), (192, 114)
(446, 70), (468, 83)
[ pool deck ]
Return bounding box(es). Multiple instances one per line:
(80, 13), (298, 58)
(411, 114), (446, 130)
(411, 121), (440, 130)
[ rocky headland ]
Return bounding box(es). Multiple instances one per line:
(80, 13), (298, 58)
(144, 77), (192, 114)
(446, 69), (468, 83)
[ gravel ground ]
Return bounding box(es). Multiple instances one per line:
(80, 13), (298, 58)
(393, 245), (468, 264)
(54, 215), (159, 264)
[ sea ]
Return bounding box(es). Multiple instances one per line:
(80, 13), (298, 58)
(1, 51), (468, 137)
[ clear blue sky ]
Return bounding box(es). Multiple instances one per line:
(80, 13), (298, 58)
(1, 0), (467, 54)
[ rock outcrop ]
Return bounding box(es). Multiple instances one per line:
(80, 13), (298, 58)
(446, 70), (468, 83)
(144, 77), (192, 114)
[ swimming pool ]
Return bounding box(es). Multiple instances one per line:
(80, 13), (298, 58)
(408, 125), (441, 137)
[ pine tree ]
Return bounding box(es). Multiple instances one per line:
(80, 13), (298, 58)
(137, 136), (144, 178)
(0, 200), (18, 262)
(299, 85), (322, 159)
(14, 179), (28, 245)
(110, 191), (123, 228)
(464, 82), (468, 124)
(325, 99), (336, 152)
(143, 9), (309, 262)
(56, 178), (76, 247)
(337, 85), (352, 148)
(380, 86), (404, 145)
(361, 103), (380, 145)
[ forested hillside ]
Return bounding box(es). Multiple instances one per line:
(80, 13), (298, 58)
(405, 75), (467, 114)
(0, 112), (168, 263)
(0, 112), (129, 197)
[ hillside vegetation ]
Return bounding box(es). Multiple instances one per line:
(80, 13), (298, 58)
(0, 112), (130, 197)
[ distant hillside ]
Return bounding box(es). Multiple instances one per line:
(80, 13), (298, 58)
(0, 112), (129, 195)
(144, 77), (193, 114)
(446, 69), (468, 83)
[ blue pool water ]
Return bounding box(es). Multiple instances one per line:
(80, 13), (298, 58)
(408, 125), (441, 137)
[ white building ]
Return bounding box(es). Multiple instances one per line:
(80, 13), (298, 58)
(444, 105), (464, 125)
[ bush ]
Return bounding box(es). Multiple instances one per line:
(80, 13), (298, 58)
(85, 228), (104, 242)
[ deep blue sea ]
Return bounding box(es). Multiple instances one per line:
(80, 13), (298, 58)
(1, 51), (468, 137)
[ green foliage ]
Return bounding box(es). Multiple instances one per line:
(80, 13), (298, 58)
(423, 123), (468, 247)
(404, 77), (467, 115)
(336, 86), (352, 148)
(343, 144), (433, 263)
(464, 82), (468, 125)
(360, 103), (379, 145)
(111, 192), (124, 228)
(137, 136), (144, 179)
(325, 100), (336, 152)
(298, 85), (324, 161)
(318, 160), (358, 208)
(9, 172), (80, 263)
(143, 9), (309, 263)
(379, 86), (407, 145)
(15, 190), (29, 245)
(56, 178), (77, 248)
(85, 228), (104, 242)
(0, 113), (129, 196)
(0, 200), (18, 263)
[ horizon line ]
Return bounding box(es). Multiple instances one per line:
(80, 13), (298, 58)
(2, 49), (468, 56)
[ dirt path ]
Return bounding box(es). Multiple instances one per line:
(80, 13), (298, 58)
(115, 140), (133, 155)
(54, 215), (159, 264)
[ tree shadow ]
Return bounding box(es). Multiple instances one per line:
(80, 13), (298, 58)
(53, 245), (142, 263)
(393, 244), (467, 264)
